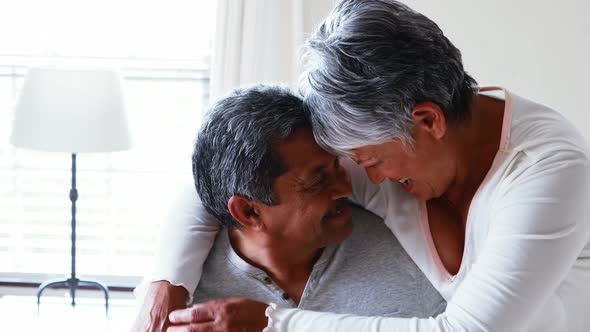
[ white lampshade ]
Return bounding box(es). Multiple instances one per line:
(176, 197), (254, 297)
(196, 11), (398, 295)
(10, 67), (131, 153)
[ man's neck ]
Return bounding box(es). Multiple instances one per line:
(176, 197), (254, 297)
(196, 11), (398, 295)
(227, 228), (322, 304)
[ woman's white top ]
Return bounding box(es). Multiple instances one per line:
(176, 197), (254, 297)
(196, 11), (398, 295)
(152, 87), (590, 332)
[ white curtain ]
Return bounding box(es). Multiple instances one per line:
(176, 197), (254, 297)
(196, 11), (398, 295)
(210, 0), (334, 100)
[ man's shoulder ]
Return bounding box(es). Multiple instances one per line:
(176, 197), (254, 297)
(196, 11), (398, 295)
(308, 204), (446, 317)
(337, 204), (415, 269)
(347, 204), (402, 246)
(195, 230), (281, 305)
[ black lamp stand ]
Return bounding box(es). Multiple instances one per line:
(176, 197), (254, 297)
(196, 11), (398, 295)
(36, 153), (110, 312)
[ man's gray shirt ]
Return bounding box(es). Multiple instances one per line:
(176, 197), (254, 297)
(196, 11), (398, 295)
(193, 205), (446, 318)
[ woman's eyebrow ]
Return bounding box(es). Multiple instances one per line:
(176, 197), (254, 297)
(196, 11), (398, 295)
(357, 158), (380, 168)
(349, 155), (364, 164)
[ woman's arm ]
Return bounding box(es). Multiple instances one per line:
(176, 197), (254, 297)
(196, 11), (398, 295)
(151, 183), (221, 301)
(263, 153), (590, 331)
(132, 184), (221, 331)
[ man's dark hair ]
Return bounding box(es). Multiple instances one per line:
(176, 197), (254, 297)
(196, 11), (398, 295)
(192, 85), (309, 228)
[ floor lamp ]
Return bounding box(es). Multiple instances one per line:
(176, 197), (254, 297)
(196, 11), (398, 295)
(9, 67), (131, 312)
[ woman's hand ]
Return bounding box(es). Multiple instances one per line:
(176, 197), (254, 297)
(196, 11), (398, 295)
(167, 298), (269, 332)
(131, 280), (189, 332)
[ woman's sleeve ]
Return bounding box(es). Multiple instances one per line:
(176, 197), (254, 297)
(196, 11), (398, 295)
(150, 183), (220, 302)
(265, 153), (590, 331)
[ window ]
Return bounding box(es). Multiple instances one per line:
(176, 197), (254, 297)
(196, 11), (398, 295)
(0, 0), (216, 286)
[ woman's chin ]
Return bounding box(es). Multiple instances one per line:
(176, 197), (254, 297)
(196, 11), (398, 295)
(410, 187), (437, 201)
(413, 192), (431, 201)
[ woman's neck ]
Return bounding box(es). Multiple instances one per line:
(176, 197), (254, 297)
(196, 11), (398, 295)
(444, 94), (506, 216)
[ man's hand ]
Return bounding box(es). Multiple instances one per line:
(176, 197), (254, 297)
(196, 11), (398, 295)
(131, 281), (189, 332)
(167, 298), (268, 332)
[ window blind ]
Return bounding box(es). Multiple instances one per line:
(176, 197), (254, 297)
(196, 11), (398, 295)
(0, 0), (216, 286)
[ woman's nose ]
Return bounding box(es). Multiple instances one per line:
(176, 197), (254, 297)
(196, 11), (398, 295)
(366, 167), (385, 184)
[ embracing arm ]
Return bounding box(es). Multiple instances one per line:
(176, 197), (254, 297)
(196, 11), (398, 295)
(132, 184), (221, 332)
(151, 184), (221, 298)
(263, 154), (590, 331)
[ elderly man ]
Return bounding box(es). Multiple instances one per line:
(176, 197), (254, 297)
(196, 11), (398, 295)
(131, 85), (445, 331)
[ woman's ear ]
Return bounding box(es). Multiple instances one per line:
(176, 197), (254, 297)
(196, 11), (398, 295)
(411, 102), (447, 140)
(227, 195), (264, 231)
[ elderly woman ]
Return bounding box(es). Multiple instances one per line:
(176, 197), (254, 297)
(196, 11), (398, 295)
(142, 1), (590, 331)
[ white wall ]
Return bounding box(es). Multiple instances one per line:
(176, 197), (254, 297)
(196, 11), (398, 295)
(404, 0), (590, 137)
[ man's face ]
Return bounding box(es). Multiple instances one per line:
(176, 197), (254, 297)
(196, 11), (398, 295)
(258, 127), (353, 249)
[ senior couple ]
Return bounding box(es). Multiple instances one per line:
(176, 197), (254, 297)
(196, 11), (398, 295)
(133, 0), (590, 331)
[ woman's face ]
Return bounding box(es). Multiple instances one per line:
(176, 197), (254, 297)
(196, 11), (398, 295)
(350, 103), (455, 201)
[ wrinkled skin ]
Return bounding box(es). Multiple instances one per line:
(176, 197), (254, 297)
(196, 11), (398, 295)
(167, 298), (268, 332)
(131, 281), (188, 332)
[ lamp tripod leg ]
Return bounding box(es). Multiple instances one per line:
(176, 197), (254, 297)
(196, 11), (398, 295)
(36, 154), (109, 316)
(36, 279), (69, 312)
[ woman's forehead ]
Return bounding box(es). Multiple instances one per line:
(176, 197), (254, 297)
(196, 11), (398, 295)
(350, 140), (410, 164)
(350, 145), (381, 161)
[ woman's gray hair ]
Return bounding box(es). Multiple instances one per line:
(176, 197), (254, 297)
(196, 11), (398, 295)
(301, 0), (478, 155)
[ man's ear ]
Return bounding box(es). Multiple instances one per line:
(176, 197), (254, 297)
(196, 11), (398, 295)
(411, 102), (447, 140)
(227, 195), (264, 231)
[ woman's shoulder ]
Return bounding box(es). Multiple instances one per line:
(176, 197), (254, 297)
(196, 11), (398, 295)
(506, 90), (590, 162)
